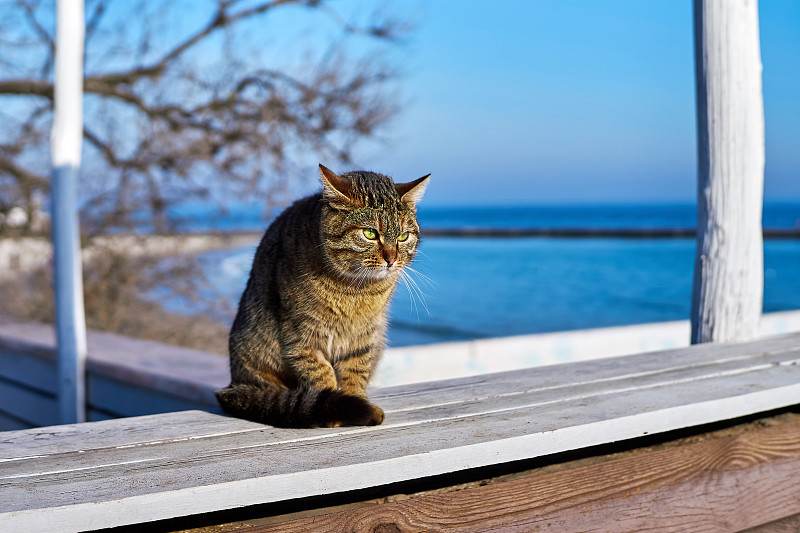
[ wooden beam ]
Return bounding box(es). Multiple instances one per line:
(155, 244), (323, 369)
(251, 414), (800, 532)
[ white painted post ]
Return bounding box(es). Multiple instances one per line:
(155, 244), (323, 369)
(691, 0), (765, 344)
(51, 0), (88, 423)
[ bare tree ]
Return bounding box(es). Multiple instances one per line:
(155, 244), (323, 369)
(0, 0), (410, 234)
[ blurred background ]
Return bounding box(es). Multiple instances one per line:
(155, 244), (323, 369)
(1, 0), (798, 354)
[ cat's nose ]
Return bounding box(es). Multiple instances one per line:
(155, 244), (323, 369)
(382, 250), (397, 267)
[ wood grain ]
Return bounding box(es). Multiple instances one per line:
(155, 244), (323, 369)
(253, 417), (800, 533)
(742, 513), (800, 533)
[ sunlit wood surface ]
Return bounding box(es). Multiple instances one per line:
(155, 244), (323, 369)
(1, 333), (799, 531)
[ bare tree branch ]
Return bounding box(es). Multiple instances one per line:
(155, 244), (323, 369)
(85, 0), (109, 43)
(0, 78), (53, 98)
(19, 0), (55, 77)
(0, 157), (48, 189)
(0, 0), (411, 235)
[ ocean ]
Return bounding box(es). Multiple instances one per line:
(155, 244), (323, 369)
(189, 203), (800, 347)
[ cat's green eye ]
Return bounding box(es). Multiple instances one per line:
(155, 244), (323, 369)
(362, 228), (378, 240)
(397, 232), (410, 242)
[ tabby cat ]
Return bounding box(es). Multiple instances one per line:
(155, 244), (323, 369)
(216, 164), (429, 428)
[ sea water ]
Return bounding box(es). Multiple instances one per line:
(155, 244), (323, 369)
(173, 202), (800, 233)
(191, 203), (800, 347)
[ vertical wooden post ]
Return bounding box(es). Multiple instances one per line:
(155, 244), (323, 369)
(691, 0), (765, 344)
(51, 0), (88, 424)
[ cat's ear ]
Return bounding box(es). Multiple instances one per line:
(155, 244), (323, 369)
(395, 174), (430, 207)
(319, 164), (354, 204)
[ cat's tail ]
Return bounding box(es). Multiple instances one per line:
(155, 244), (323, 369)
(215, 383), (382, 428)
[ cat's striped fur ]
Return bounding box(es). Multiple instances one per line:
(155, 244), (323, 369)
(216, 165), (429, 427)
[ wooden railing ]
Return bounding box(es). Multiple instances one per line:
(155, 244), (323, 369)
(1, 331), (799, 531)
(0, 321), (225, 428)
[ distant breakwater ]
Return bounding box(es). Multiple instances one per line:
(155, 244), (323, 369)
(421, 227), (800, 239)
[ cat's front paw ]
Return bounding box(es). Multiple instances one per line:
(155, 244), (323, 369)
(368, 403), (385, 425)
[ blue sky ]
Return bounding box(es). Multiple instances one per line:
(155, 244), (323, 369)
(11, 1), (797, 209)
(352, 1), (800, 206)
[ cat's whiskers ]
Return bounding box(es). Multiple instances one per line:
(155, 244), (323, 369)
(404, 265), (436, 288)
(407, 273), (431, 314)
(398, 269), (419, 318)
(399, 269), (431, 318)
(400, 271), (426, 320)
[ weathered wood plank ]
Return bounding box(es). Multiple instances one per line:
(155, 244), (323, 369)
(0, 410), (258, 459)
(2, 349), (800, 530)
(253, 416), (800, 533)
(5, 341), (800, 478)
(372, 332), (800, 411)
(0, 376), (58, 427)
(83, 328), (227, 403)
(0, 340), (215, 425)
(1, 322), (797, 427)
(2, 334), (800, 531)
(0, 334), (57, 393)
(86, 408), (115, 423)
(0, 410), (32, 431)
(8, 364), (800, 507)
(743, 513), (800, 533)
(0, 322), (222, 424)
(0, 321), (227, 403)
(87, 374), (217, 418)
(374, 340), (800, 416)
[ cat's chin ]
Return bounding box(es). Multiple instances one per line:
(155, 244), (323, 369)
(373, 267), (400, 280)
(345, 266), (399, 282)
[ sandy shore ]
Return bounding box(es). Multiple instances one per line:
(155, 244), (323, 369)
(0, 232), (261, 280)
